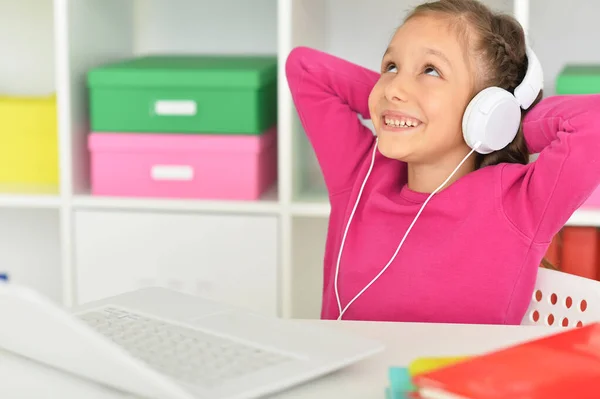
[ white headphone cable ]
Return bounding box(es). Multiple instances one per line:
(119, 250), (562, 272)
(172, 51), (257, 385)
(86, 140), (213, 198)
(335, 140), (482, 320)
(333, 137), (380, 316)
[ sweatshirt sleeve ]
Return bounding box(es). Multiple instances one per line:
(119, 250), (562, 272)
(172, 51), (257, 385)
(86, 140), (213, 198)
(500, 94), (600, 243)
(285, 46), (380, 195)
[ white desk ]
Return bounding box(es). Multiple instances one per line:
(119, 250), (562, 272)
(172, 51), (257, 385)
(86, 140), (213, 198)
(0, 320), (561, 399)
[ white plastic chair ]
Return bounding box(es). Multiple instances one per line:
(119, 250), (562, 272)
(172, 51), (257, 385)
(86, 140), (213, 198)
(521, 267), (600, 327)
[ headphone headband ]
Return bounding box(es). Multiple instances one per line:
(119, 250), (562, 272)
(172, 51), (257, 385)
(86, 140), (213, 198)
(514, 45), (544, 110)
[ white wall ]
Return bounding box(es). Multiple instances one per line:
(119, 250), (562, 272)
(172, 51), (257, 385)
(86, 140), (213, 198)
(133, 0), (277, 55)
(0, 0), (55, 95)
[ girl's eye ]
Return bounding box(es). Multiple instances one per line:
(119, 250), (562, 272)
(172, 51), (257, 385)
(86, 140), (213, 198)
(385, 63), (398, 73)
(424, 65), (440, 77)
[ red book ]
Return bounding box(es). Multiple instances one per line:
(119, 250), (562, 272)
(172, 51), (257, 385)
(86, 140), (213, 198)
(412, 323), (600, 399)
(561, 227), (600, 279)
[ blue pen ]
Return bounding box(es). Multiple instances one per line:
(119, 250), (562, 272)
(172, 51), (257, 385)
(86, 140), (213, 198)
(0, 273), (8, 282)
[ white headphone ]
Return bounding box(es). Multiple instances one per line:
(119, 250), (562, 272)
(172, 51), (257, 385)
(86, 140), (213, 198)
(334, 45), (544, 320)
(462, 45), (544, 154)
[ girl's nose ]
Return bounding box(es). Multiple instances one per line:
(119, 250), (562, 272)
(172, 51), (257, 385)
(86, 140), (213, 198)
(384, 75), (410, 103)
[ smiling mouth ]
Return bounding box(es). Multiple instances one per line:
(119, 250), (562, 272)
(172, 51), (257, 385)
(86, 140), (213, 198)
(382, 115), (423, 129)
(381, 114), (423, 131)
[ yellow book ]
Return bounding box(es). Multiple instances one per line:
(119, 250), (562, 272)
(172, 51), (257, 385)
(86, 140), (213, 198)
(0, 94), (59, 193)
(408, 356), (469, 376)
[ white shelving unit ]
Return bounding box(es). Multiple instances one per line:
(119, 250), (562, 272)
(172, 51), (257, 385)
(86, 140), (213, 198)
(1, 0), (599, 320)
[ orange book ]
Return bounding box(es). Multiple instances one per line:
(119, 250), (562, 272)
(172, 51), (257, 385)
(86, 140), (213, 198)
(412, 323), (600, 399)
(561, 227), (600, 279)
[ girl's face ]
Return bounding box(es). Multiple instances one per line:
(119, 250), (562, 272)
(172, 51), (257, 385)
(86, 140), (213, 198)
(368, 14), (476, 163)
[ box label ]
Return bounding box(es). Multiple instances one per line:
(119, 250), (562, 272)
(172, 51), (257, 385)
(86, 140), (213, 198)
(151, 165), (194, 181)
(154, 100), (197, 116)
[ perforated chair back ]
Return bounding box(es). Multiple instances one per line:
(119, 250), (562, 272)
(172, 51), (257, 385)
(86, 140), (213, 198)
(521, 267), (600, 328)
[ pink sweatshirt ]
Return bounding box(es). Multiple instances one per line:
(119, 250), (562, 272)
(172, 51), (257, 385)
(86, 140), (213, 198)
(285, 46), (600, 325)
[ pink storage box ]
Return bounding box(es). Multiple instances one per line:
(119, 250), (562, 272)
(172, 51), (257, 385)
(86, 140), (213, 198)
(88, 127), (277, 200)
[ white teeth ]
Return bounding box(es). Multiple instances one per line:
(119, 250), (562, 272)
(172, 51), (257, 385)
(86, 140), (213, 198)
(384, 116), (420, 128)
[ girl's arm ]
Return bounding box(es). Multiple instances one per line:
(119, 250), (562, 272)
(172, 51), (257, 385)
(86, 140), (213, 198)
(500, 94), (600, 243)
(285, 46), (380, 195)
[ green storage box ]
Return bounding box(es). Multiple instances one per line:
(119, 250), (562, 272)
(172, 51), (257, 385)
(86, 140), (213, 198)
(87, 55), (277, 135)
(556, 65), (600, 94)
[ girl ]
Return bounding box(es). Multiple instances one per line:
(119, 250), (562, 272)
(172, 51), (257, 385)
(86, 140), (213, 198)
(285, 0), (600, 325)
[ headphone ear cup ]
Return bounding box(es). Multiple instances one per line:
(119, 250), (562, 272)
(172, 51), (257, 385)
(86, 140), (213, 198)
(462, 87), (522, 155)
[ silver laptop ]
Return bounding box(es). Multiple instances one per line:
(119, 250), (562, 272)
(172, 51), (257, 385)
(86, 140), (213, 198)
(0, 283), (383, 399)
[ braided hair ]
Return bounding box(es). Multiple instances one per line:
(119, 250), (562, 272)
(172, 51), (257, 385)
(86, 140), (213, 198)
(404, 0), (544, 169)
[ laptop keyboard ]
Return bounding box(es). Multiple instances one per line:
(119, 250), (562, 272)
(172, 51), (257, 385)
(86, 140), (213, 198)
(77, 306), (292, 387)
